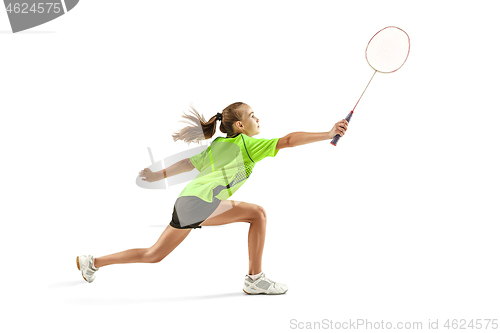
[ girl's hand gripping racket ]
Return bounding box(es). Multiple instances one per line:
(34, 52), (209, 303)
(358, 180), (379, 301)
(330, 111), (354, 146)
(331, 26), (410, 146)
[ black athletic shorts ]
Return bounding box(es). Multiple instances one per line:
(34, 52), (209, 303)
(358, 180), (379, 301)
(170, 196), (222, 229)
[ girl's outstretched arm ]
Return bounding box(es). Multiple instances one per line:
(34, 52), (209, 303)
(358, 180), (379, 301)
(277, 119), (348, 149)
(139, 158), (195, 182)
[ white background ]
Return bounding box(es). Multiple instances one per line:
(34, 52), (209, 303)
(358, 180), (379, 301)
(1, 1), (499, 332)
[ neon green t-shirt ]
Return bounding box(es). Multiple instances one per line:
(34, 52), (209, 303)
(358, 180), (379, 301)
(178, 133), (280, 203)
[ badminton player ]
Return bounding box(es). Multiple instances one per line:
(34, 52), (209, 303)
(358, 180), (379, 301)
(77, 102), (348, 295)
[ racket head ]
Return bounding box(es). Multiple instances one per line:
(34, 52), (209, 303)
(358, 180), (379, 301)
(365, 26), (410, 73)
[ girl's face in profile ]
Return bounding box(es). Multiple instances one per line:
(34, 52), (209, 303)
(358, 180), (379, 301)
(236, 105), (260, 137)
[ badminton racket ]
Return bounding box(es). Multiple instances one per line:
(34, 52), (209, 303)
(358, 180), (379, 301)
(331, 26), (410, 146)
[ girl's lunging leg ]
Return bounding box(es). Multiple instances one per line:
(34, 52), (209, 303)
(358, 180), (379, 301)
(94, 248), (149, 268)
(93, 225), (192, 268)
(199, 200), (267, 275)
(247, 208), (267, 275)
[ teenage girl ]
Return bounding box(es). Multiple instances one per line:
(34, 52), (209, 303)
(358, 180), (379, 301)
(77, 102), (348, 295)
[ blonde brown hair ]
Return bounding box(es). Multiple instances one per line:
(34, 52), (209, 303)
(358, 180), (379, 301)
(172, 102), (246, 144)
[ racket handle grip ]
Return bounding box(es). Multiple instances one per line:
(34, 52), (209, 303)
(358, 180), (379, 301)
(330, 111), (353, 146)
(330, 134), (341, 146)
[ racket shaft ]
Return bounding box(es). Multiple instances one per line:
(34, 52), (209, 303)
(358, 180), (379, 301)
(353, 70), (377, 112)
(331, 71), (375, 147)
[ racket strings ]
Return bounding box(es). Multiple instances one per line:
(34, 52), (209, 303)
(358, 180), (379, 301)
(366, 27), (410, 73)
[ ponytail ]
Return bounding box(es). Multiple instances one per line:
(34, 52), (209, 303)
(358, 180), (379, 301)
(172, 102), (245, 144)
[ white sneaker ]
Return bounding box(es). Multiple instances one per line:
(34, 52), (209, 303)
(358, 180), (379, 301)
(243, 273), (288, 295)
(76, 255), (99, 283)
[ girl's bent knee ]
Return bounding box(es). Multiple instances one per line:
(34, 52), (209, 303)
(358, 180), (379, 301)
(258, 205), (267, 219)
(144, 249), (163, 263)
(251, 205), (267, 224)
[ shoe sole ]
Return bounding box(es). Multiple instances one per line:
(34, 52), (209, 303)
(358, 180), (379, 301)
(242, 288), (287, 295)
(76, 256), (90, 282)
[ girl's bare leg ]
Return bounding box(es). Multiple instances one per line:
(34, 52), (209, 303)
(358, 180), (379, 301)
(247, 215), (266, 274)
(200, 200), (267, 275)
(94, 226), (191, 268)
